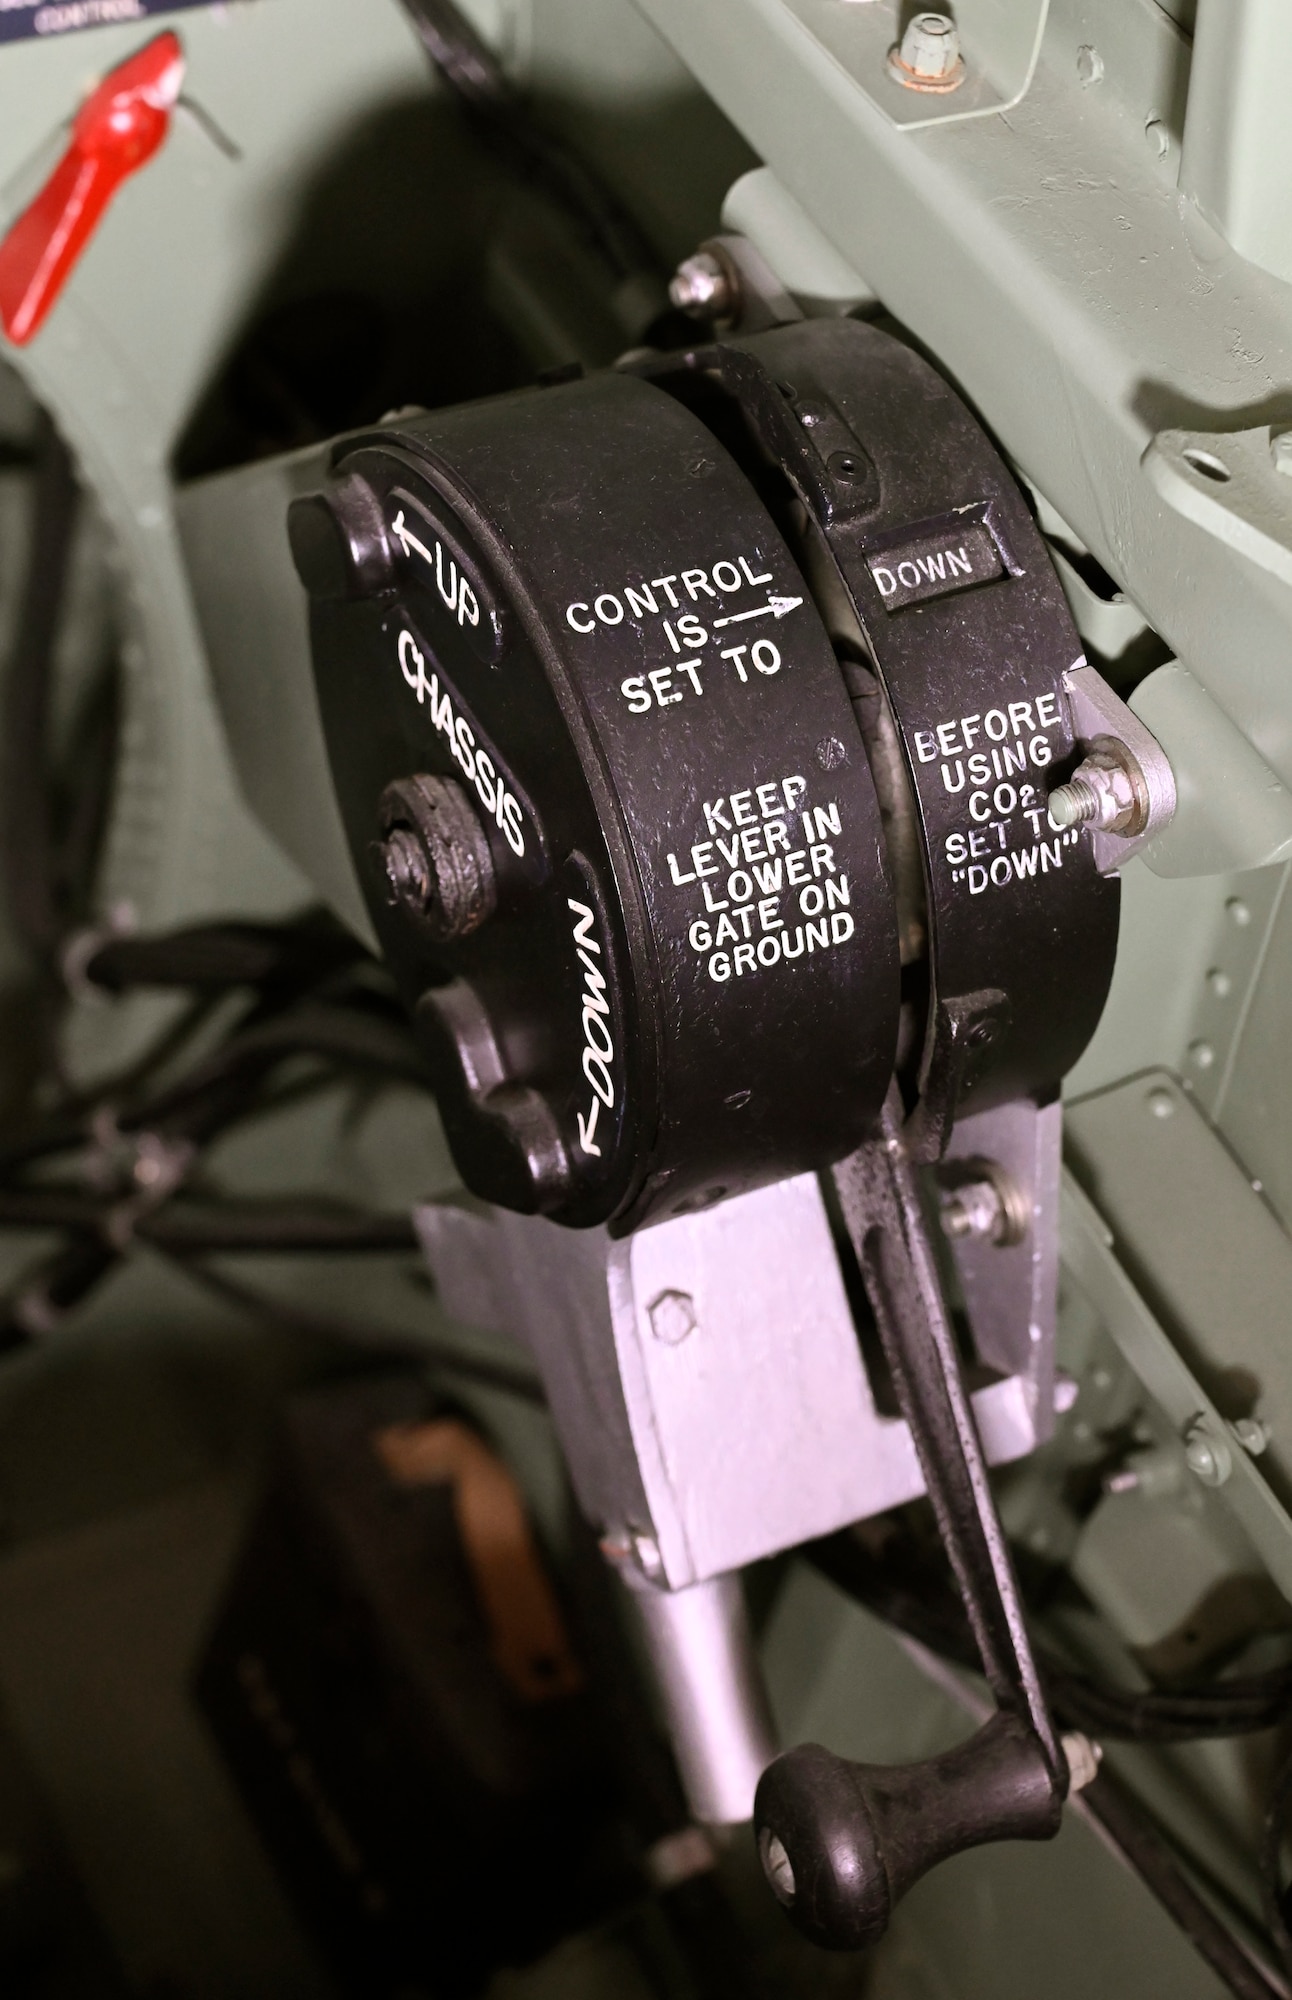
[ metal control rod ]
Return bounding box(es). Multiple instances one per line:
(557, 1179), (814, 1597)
(754, 1086), (1070, 1949)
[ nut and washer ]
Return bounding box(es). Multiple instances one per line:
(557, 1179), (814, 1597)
(377, 772), (497, 941)
(937, 1160), (1028, 1246)
(887, 11), (966, 92)
(1047, 739), (1150, 837)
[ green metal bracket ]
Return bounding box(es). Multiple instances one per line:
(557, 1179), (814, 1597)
(1063, 1072), (1292, 1603)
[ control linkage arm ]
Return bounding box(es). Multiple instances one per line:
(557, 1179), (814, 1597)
(755, 1086), (1072, 1950)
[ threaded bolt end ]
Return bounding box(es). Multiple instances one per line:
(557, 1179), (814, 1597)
(669, 252), (735, 321)
(1047, 776), (1101, 830)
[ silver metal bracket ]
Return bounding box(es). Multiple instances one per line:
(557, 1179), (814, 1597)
(1062, 661), (1177, 874)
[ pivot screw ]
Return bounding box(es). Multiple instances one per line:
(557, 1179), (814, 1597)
(1183, 1418), (1233, 1488)
(669, 250), (736, 322)
(1047, 743), (1148, 836)
(887, 11), (965, 92)
(377, 774), (496, 942)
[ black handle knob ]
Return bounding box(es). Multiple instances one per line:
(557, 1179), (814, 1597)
(754, 1710), (1063, 1951)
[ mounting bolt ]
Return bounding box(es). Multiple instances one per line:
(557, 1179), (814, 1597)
(1183, 1418), (1233, 1488)
(1271, 430), (1292, 477)
(1047, 742), (1149, 836)
(648, 1288), (698, 1346)
(887, 11), (965, 92)
(668, 250), (736, 322)
(377, 774), (496, 942)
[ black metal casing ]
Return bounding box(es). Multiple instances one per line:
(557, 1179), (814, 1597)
(641, 320), (1121, 1148)
(292, 321), (1120, 1231)
(295, 369), (900, 1229)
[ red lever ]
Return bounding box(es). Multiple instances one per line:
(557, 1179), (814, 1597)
(0, 32), (185, 347)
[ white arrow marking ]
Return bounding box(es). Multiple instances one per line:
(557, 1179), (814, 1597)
(391, 508), (434, 569)
(577, 1100), (602, 1156)
(712, 593), (803, 629)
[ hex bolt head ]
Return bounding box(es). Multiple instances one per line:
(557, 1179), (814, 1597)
(648, 1288), (698, 1346)
(668, 251), (736, 321)
(887, 11), (966, 92)
(377, 773), (496, 942)
(1183, 1418), (1233, 1487)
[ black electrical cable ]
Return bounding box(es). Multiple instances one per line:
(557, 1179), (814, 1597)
(126, 998), (431, 1133)
(1262, 1741), (1292, 1980)
(396, 0), (664, 295)
(53, 647), (121, 933)
(83, 914), (368, 997)
(809, 1527), (1292, 2000)
(0, 1187), (419, 1253)
(1084, 1768), (1289, 2000)
(0, 413), (78, 961)
(0, 908), (434, 1338)
(0, 1232), (117, 1350)
(157, 1249), (545, 1402)
(809, 1529), (1292, 1743)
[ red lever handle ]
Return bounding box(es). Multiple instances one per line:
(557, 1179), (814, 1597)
(0, 32), (185, 347)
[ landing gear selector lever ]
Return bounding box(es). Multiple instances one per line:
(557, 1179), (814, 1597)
(284, 318), (1174, 1948)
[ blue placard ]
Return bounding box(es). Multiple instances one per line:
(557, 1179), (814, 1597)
(0, 0), (226, 42)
